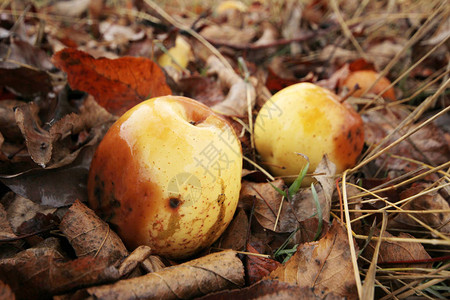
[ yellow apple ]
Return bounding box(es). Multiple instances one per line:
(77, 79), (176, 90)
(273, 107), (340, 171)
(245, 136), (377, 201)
(254, 82), (364, 182)
(157, 36), (193, 71)
(87, 96), (242, 259)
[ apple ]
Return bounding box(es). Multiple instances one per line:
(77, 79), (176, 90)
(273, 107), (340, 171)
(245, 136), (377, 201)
(254, 82), (364, 182)
(340, 70), (396, 101)
(157, 36), (193, 71)
(87, 96), (242, 259)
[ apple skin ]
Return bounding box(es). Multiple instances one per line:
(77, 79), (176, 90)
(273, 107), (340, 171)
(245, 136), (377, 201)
(254, 82), (364, 182)
(87, 96), (242, 259)
(341, 70), (396, 101)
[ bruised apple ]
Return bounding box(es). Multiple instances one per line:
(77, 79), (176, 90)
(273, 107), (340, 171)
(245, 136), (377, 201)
(87, 96), (242, 259)
(341, 70), (396, 101)
(254, 83), (364, 182)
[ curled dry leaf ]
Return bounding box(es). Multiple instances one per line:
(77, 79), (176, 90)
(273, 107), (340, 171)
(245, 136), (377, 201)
(15, 95), (116, 168)
(0, 100), (24, 142)
(0, 242), (120, 299)
(267, 221), (358, 300)
(117, 245), (152, 278)
(362, 230), (431, 267)
(81, 250), (245, 300)
(200, 25), (256, 45)
(60, 200), (128, 265)
(52, 48), (172, 115)
(239, 179), (297, 233)
(207, 56), (256, 117)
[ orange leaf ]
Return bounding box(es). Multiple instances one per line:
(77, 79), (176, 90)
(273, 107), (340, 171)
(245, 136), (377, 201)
(52, 48), (172, 115)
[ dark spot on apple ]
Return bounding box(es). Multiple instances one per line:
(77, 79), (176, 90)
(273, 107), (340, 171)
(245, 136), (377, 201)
(347, 130), (352, 141)
(169, 197), (181, 208)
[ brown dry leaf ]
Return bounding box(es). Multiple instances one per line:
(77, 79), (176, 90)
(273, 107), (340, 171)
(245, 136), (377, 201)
(5, 194), (56, 233)
(81, 250), (245, 300)
(0, 40), (53, 98)
(363, 106), (450, 175)
(0, 243), (120, 299)
(239, 179), (297, 233)
(52, 48), (172, 115)
(140, 254), (166, 274)
(177, 75), (226, 107)
(267, 221), (358, 300)
(117, 245), (152, 277)
(0, 146), (96, 207)
(207, 56), (256, 117)
(14, 96), (116, 168)
(0, 100), (24, 142)
(60, 200), (128, 265)
(0, 203), (16, 240)
(200, 25), (256, 45)
(197, 279), (343, 300)
(219, 208), (248, 250)
(363, 230), (431, 267)
(246, 243), (281, 285)
(389, 183), (450, 234)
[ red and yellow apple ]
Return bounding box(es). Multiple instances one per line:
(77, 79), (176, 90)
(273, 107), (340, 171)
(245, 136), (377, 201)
(340, 70), (396, 101)
(87, 96), (242, 259)
(254, 82), (364, 182)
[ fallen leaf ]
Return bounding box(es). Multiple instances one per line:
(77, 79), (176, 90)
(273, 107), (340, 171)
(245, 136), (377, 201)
(117, 245), (152, 277)
(0, 40), (53, 98)
(389, 183), (450, 234)
(80, 250), (245, 300)
(219, 208), (248, 251)
(200, 25), (256, 45)
(0, 146), (95, 207)
(0, 242), (120, 299)
(362, 230), (431, 267)
(246, 243), (281, 284)
(4, 194), (56, 233)
(177, 75), (226, 107)
(52, 48), (172, 115)
(207, 56), (256, 117)
(14, 96), (116, 168)
(239, 179), (297, 233)
(363, 106), (450, 176)
(0, 203), (16, 240)
(267, 221), (358, 299)
(59, 200), (129, 265)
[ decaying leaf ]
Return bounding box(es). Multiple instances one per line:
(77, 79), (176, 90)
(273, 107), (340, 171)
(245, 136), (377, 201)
(0, 40), (53, 98)
(363, 106), (450, 175)
(59, 200), (128, 265)
(79, 250), (245, 300)
(239, 179), (297, 233)
(117, 245), (152, 277)
(52, 48), (172, 115)
(362, 230), (431, 267)
(0, 242), (120, 299)
(207, 56), (256, 117)
(0, 146), (95, 207)
(389, 183), (450, 234)
(5, 194), (56, 233)
(267, 221), (358, 299)
(14, 95), (116, 168)
(246, 243), (281, 285)
(219, 208), (248, 251)
(0, 203), (16, 240)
